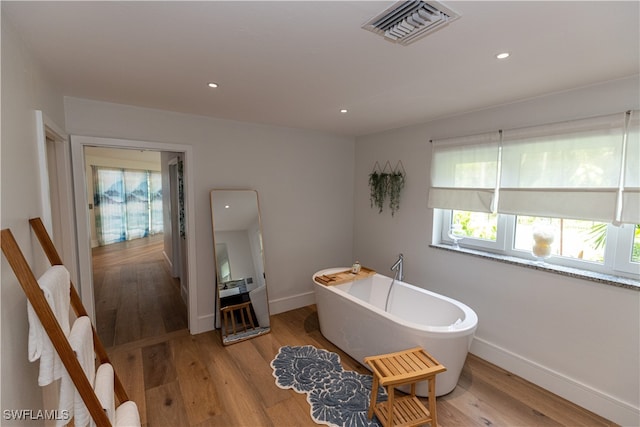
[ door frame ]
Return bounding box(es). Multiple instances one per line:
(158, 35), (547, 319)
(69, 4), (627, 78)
(35, 111), (79, 283)
(70, 135), (199, 333)
(168, 158), (182, 280)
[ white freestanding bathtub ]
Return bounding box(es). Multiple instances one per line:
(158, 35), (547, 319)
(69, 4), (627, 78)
(313, 268), (478, 396)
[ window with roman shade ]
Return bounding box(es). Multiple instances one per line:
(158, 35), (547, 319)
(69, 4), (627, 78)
(427, 132), (500, 213)
(429, 110), (639, 225)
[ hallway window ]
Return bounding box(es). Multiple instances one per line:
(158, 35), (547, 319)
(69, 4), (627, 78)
(92, 166), (163, 246)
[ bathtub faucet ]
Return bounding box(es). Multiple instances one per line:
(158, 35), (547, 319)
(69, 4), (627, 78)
(390, 253), (404, 282)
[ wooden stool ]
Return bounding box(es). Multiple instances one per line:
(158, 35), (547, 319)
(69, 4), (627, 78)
(364, 347), (446, 427)
(220, 301), (255, 338)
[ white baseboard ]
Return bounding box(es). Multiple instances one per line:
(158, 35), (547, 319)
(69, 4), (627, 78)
(192, 313), (215, 334)
(162, 250), (173, 270)
(268, 291), (316, 315)
(470, 337), (639, 426)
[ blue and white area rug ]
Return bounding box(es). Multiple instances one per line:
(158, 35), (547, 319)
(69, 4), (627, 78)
(270, 345), (386, 427)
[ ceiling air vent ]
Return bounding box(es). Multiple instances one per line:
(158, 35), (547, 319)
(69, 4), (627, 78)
(362, 0), (460, 46)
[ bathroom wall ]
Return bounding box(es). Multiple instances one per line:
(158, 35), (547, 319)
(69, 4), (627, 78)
(1, 14), (67, 423)
(64, 96), (356, 328)
(353, 75), (640, 425)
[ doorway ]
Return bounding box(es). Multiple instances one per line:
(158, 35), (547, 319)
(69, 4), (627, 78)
(84, 146), (187, 346)
(70, 135), (199, 336)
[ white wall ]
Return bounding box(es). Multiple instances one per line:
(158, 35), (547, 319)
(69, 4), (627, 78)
(353, 75), (640, 426)
(1, 13), (67, 424)
(64, 97), (355, 328)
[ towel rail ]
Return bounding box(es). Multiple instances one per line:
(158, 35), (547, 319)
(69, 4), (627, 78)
(29, 217), (129, 404)
(1, 227), (112, 426)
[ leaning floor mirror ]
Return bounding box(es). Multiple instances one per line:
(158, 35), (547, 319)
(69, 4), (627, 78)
(210, 189), (271, 345)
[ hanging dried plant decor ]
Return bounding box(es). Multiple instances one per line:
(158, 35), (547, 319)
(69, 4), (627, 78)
(388, 170), (405, 216)
(369, 170), (389, 213)
(368, 161), (406, 216)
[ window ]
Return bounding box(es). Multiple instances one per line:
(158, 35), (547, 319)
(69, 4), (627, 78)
(92, 166), (163, 246)
(429, 110), (639, 281)
(514, 216), (606, 262)
(452, 210), (498, 242)
(438, 210), (639, 279)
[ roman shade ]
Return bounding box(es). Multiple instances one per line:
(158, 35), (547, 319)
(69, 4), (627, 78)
(428, 110), (639, 224)
(428, 132), (500, 213)
(499, 112), (626, 222)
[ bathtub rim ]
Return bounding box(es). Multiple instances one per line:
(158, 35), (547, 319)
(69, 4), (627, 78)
(313, 267), (478, 337)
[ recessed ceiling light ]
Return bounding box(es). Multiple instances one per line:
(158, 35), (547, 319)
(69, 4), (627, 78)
(340, 109), (348, 113)
(208, 82), (219, 88)
(496, 52), (510, 60)
(224, 205), (230, 209)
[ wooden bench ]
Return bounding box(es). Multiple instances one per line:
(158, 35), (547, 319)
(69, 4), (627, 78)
(365, 347), (446, 427)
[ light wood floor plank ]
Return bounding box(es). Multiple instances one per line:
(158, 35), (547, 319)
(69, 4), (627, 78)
(265, 396), (317, 427)
(464, 355), (610, 427)
(192, 332), (275, 427)
(142, 342), (177, 390)
(440, 359), (562, 426)
(145, 381), (189, 427)
(108, 347), (148, 426)
(171, 334), (221, 425)
(225, 339), (291, 409)
(435, 399), (482, 427)
(440, 378), (529, 426)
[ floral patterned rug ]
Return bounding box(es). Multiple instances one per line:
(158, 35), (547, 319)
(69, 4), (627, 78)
(270, 345), (386, 427)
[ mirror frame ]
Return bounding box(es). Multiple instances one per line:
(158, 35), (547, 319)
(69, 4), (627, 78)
(210, 189), (271, 345)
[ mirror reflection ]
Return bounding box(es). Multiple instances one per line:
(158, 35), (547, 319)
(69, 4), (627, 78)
(210, 189), (270, 345)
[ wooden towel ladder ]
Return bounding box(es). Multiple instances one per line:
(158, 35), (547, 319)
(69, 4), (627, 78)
(1, 217), (131, 426)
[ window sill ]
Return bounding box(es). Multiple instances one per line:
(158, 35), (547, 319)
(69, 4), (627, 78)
(430, 244), (640, 291)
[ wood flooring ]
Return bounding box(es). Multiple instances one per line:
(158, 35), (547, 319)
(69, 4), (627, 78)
(92, 234), (188, 347)
(106, 305), (617, 427)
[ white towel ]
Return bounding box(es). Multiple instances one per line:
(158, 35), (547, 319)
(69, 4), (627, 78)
(27, 265), (71, 386)
(115, 401), (141, 427)
(57, 316), (95, 427)
(93, 363), (115, 424)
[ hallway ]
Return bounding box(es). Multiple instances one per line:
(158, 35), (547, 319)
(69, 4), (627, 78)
(92, 234), (188, 347)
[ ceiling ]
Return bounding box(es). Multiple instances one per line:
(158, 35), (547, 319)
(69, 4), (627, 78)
(3, 1), (639, 137)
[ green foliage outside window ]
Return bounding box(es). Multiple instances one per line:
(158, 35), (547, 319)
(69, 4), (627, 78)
(589, 223), (640, 263)
(452, 211), (497, 241)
